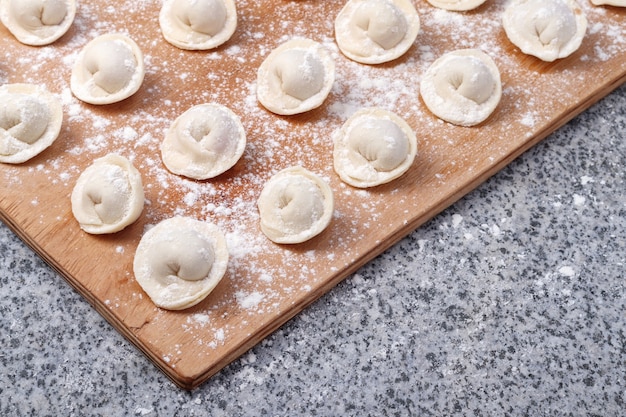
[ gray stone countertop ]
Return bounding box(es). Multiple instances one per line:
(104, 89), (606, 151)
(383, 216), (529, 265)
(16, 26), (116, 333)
(1, 83), (625, 417)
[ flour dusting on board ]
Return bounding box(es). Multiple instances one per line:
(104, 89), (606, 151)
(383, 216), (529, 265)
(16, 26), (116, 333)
(1, 0), (625, 378)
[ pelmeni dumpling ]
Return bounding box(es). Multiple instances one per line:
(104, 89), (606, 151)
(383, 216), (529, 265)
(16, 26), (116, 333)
(159, 0), (237, 50)
(71, 154), (144, 234)
(335, 0), (420, 64)
(257, 166), (334, 244)
(333, 108), (417, 188)
(161, 103), (246, 180)
(257, 38), (335, 115)
(0, 83), (63, 164)
(420, 49), (502, 127)
(70, 33), (145, 105)
(133, 216), (229, 310)
(424, 0), (487, 11)
(0, 0), (76, 46)
(502, 0), (587, 62)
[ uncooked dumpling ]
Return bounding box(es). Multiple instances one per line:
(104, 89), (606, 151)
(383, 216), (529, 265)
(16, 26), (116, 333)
(70, 33), (145, 105)
(425, 0), (487, 11)
(257, 166), (334, 244)
(333, 108), (417, 188)
(71, 154), (144, 234)
(0, 83), (63, 163)
(335, 0), (420, 64)
(257, 38), (335, 115)
(420, 49), (502, 127)
(159, 0), (237, 50)
(502, 0), (587, 62)
(0, 0), (76, 46)
(161, 103), (246, 180)
(133, 216), (229, 310)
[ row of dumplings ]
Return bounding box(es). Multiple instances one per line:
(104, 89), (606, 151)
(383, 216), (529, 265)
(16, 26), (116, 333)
(1, 0), (610, 62)
(0, 0), (611, 311)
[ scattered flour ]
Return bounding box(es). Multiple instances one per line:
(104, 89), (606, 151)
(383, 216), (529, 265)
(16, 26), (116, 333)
(1, 0), (624, 365)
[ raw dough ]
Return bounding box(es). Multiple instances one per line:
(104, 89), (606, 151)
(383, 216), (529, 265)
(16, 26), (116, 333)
(159, 0), (237, 50)
(70, 33), (145, 105)
(133, 216), (229, 310)
(334, 0), (420, 64)
(161, 103), (246, 180)
(0, 83), (63, 163)
(333, 108), (417, 188)
(257, 38), (335, 115)
(71, 153), (144, 234)
(420, 49), (502, 126)
(257, 166), (334, 244)
(502, 0), (587, 62)
(424, 0), (487, 11)
(0, 0), (76, 46)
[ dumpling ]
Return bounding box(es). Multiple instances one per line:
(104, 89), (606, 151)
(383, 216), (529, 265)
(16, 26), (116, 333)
(70, 33), (145, 105)
(257, 166), (334, 244)
(0, 0), (76, 46)
(424, 0), (488, 11)
(133, 216), (229, 310)
(159, 0), (237, 50)
(71, 153), (144, 234)
(502, 0), (587, 62)
(334, 0), (420, 64)
(333, 108), (417, 188)
(0, 83), (63, 164)
(256, 38), (335, 115)
(420, 49), (502, 127)
(161, 103), (246, 180)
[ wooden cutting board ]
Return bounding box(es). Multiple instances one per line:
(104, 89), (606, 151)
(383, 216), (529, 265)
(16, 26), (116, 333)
(1, 0), (624, 389)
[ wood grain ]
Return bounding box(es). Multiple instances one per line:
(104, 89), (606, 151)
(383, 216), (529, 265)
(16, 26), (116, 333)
(1, 0), (625, 389)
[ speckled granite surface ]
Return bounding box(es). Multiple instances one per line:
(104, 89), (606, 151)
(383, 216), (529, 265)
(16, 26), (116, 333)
(1, 82), (625, 416)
